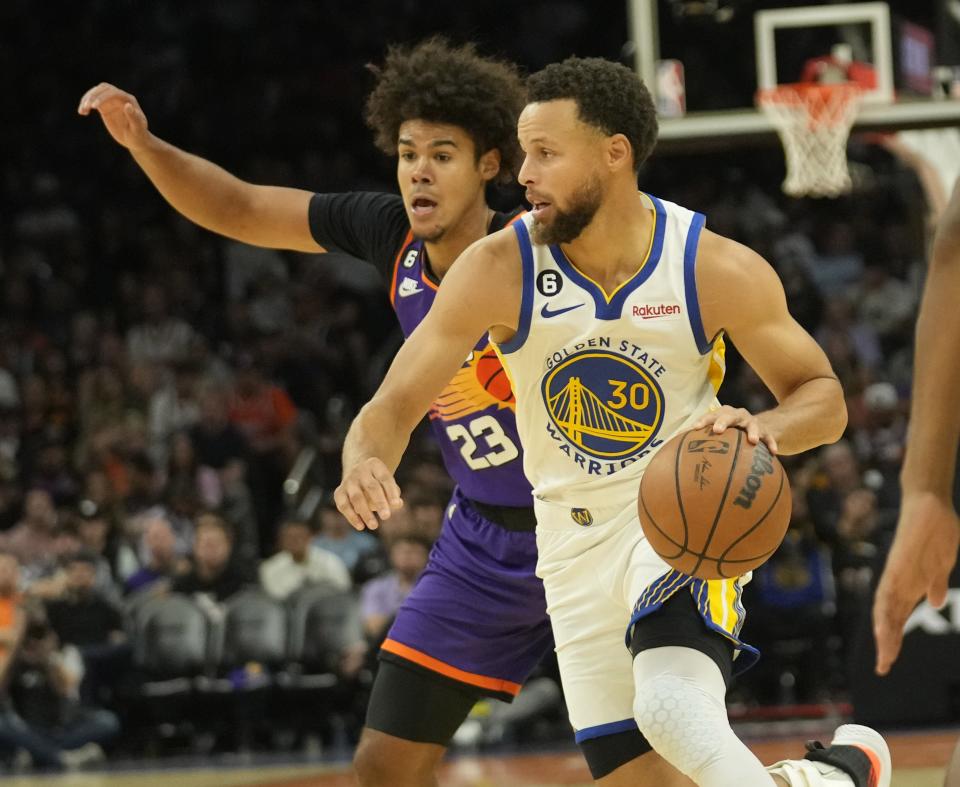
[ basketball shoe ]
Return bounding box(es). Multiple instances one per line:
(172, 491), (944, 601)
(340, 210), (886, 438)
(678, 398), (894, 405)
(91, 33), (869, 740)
(767, 724), (892, 787)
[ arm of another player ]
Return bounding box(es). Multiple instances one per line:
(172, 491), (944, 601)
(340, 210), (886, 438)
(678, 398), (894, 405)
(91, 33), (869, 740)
(78, 83), (321, 253)
(873, 179), (960, 676)
(334, 230), (522, 531)
(693, 231), (847, 455)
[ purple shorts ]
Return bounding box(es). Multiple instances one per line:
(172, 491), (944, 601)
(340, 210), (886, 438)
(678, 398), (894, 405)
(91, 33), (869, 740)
(381, 487), (553, 700)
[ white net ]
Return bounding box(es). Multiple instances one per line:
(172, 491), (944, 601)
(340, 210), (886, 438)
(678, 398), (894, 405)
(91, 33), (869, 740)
(757, 83), (863, 198)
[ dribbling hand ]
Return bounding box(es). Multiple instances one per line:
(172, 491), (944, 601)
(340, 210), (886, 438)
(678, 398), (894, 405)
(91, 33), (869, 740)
(692, 406), (779, 454)
(334, 458), (403, 531)
(873, 492), (960, 675)
(77, 83), (152, 152)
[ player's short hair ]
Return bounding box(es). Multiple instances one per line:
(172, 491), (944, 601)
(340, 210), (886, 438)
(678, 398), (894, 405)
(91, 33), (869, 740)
(526, 57), (658, 173)
(365, 37), (525, 184)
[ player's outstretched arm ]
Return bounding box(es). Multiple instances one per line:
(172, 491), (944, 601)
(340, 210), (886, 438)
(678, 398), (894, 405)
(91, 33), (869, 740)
(693, 231), (847, 456)
(873, 179), (960, 676)
(335, 231), (522, 531)
(78, 83), (321, 253)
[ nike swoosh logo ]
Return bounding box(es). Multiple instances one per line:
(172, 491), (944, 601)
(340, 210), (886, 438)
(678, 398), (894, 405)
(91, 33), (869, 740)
(398, 280), (423, 297)
(540, 302), (584, 319)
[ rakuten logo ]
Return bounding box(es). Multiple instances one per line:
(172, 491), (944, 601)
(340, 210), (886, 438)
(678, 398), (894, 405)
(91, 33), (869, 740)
(632, 303), (681, 319)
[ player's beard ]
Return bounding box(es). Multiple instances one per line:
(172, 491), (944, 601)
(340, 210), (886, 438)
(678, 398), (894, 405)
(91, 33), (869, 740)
(531, 175), (604, 245)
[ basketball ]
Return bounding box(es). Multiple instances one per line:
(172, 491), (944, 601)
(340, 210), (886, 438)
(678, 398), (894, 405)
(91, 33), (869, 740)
(475, 349), (514, 404)
(637, 426), (791, 580)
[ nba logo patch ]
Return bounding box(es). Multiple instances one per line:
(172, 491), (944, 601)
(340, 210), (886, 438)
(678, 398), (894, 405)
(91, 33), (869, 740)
(570, 508), (593, 527)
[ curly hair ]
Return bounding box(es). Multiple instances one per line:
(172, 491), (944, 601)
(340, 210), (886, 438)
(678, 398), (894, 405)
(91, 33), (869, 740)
(365, 37), (525, 184)
(526, 57), (658, 172)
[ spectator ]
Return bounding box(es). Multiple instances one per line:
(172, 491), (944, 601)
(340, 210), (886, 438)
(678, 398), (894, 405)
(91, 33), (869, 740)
(27, 436), (79, 507)
(74, 503), (124, 601)
(46, 551), (124, 651)
(123, 514), (186, 595)
(360, 534), (430, 646)
(806, 440), (866, 544)
(313, 503), (379, 576)
(171, 513), (249, 602)
(125, 283), (195, 366)
(0, 621), (119, 771)
(0, 489), (64, 586)
(228, 353), (299, 555)
(190, 384), (250, 474)
(45, 551), (127, 705)
(148, 360), (201, 469)
(857, 264), (916, 353)
(259, 517), (350, 601)
(0, 552), (25, 675)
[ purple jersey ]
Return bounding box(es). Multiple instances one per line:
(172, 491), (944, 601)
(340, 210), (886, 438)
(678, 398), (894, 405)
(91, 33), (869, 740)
(388, 226), (531, 507)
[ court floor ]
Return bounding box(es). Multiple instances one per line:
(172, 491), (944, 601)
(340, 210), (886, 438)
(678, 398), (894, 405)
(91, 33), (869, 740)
(3, 729), (955, 787)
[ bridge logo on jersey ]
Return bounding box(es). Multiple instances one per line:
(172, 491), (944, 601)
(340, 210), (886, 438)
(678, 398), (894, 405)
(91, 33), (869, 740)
(542, 350), (664, 462)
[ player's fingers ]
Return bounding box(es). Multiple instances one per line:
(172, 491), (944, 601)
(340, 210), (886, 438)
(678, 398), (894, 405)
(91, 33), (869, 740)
(346, 485), (380, 531)
(745, 420), (761, 445)
(332, 486), (366, 532)
(79, 83), (121, 113)
(77, 83), (110, 113)
(359, 476), (393, 520)
(873, 619), (903, 676)
(370, 464), (403, 507)
(927, 574), (950, 610)
(873, 585), (912, 675)
(692, 412), (718, 430)
(872, 596), (898, 675)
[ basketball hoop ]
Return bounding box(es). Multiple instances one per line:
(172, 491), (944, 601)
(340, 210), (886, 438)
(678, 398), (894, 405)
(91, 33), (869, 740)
(756, 82), (863, 198)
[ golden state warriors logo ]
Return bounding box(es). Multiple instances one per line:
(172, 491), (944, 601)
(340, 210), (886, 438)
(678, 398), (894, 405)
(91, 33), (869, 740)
(542, 350), (664, 460)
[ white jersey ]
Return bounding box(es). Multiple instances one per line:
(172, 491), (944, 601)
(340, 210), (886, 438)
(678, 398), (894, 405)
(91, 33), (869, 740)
(493, 192), (725, 509)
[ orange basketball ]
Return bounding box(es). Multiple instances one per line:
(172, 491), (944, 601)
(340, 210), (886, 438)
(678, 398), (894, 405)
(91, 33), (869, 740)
(637, 426), (791, 580)
(475, 349), (514, 404)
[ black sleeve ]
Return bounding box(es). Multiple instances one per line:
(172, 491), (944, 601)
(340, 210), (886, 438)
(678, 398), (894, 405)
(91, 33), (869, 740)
(308, 192), (410, 280)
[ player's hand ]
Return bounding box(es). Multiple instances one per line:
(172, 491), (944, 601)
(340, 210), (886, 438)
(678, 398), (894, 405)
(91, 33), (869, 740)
(77, 83), (152, 152)
(334, 458), (403, 531)
(873, 492), (960, 676)
(691, 406), (779, 454)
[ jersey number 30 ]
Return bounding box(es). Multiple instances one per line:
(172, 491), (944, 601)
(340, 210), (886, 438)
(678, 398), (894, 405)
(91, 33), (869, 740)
(446, 415), (519, 470)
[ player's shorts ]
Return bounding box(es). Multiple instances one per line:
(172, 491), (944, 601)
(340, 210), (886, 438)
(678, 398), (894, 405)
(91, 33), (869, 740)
(369, 487), (553, 743)
(533, 495), (758, 748)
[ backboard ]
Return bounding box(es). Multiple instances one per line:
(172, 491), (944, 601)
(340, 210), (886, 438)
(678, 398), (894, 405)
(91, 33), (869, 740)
(627, 0), (960, 152)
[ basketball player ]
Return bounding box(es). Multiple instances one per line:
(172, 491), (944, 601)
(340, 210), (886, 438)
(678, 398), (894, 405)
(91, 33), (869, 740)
(874, 177), (960, 787)
(336, 56), (892, 786)
(79, 41), (690, 787)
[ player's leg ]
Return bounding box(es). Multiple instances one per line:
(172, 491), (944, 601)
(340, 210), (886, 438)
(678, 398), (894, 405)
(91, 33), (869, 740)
(356, 491), (552, 786)
(533, 501), (692, 786)
(946, 735), (960, 787)
(354, 659), (476, 787)
(630, 589), (774, 785)
(595, 748), (695, 786)
(629, 587), (890, 787)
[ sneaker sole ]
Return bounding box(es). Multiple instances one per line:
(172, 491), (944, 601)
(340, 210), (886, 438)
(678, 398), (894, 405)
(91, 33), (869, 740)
(831, 724), (892, 787)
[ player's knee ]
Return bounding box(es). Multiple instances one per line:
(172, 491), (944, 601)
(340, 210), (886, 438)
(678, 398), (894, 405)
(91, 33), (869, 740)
(633, 673), (726, 779)
(353, 733), (400, 786)
(353, 730), (439, 787)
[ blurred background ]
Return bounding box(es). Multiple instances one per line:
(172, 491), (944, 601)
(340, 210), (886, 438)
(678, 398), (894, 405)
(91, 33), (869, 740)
(0, 0), (958, 776)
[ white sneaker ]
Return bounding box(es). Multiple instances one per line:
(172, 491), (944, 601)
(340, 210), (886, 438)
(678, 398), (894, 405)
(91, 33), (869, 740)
(804, 724), (892, 787)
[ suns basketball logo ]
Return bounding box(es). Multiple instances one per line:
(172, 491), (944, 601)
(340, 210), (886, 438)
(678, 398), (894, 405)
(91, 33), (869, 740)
(542, 350), (664, 460)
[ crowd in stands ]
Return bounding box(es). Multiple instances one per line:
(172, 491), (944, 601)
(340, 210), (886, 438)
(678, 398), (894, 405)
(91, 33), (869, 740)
(0, 0), (945, 771)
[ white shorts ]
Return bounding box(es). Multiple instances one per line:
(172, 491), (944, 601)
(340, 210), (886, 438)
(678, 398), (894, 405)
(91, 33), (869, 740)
(534, 496), (756, 744)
